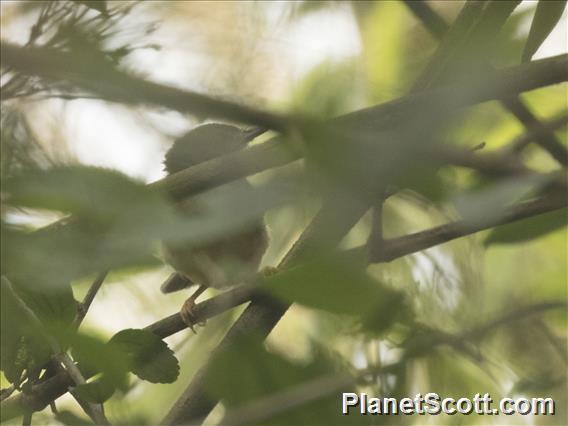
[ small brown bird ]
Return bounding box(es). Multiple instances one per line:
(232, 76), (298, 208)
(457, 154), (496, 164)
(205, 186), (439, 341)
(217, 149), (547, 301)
(161, 123), (268, 330)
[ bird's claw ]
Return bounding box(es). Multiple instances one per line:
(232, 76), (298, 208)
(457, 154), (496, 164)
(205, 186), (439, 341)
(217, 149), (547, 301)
(180, 298), (206, 333)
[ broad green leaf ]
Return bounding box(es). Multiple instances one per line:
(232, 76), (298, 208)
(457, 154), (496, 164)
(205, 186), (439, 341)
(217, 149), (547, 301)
(108, 329), (179, 384)
(5, 166), (164, 222)
(522, 0), (567, 62)
(66, 332), (130, 392)
(265, 252), (407, 334)
(73, 376), (116, 404)
(484, 207), (567, 246)
(11, 282), (77, 329)
(3, 166), (178, 286)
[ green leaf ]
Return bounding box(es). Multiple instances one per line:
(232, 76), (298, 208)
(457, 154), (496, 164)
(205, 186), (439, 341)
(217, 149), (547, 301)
(55, 410), (95, 426)
(205, 336), (360, 425)
(66, 332), (130, 392)
(484, 207), (567, 246)
(522, 0), (567, 62)
(2, 166), (179, 286)
(11, 282), (77, 329)
(454, 174), (550, 228)
(6, 166), (152, 219)
(74, 376), (116, 404)
(265, 252), (407, 333)
(108, 329), (179, 384)
(0, 278), (52, 384)
(73, 1), (108, 15)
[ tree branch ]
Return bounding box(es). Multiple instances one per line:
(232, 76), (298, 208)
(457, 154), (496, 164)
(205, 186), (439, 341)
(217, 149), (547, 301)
(371, 193), (567, 263)
(0, 42), (292, 132)
(73, 271), (108, 329)
(507, 113), (568, 153)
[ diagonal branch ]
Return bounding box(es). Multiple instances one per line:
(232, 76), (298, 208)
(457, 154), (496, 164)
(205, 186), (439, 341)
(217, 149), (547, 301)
(73, 271), (108, 329)
(0, 43), (292, 131)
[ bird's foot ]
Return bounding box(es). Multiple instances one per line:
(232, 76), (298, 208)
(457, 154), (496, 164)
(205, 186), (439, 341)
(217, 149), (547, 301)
(180, 298), (206, 333)
(262, 266), (279, 277)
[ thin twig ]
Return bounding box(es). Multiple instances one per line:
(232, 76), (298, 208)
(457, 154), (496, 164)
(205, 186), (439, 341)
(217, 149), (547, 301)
(507, 114), (568, 153)
(0, 386), (16, 401)
(73, 271), (108, 329)
(55, 353), (110, 426)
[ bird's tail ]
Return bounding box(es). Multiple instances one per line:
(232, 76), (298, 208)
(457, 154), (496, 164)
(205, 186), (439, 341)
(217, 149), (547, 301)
(161, 273), (193, 294)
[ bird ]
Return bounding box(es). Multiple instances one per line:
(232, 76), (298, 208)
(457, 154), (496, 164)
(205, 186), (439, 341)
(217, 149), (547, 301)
(161, 123), (269, 330)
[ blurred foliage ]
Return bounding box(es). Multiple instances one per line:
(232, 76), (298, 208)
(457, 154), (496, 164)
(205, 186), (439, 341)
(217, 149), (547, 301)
(0, 1), (567, 425)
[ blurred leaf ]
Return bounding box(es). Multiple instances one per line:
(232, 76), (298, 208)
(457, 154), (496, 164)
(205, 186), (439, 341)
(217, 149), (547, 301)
(11, 282), (77, 329)
(522, 0), (567, 62)
(55, 410), (94, 426)
(422, 350), (501, 398)
(0, 278), (52, 384)
(3, 166), (179, 286)
(266, 252), (407, 334)
(291, 61), (363, 119)
(398, 167), (448, 202)
(293, 0), (336, 16)
(66, 332), (130, 392)
(108, 329), (179, 384)
(512, 373), (564, 393)
(5, 166), (168, 225)
(360, 1), (408, 102)
(73, 1), (108, 15)
(484, 207), (567, 246)
(206, 336), (361, 425)
(74, 375), (116, 404)
(454, 173), (551, 228)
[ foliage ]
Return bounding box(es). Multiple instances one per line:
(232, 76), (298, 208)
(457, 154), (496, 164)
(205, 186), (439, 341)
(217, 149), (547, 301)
(0, 1), (566, 425)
